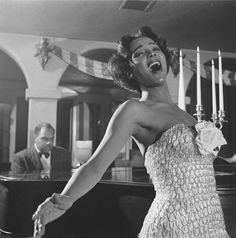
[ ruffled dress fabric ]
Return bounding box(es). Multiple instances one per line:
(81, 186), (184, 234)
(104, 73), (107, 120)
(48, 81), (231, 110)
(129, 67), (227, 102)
(139, 124), (229, 238)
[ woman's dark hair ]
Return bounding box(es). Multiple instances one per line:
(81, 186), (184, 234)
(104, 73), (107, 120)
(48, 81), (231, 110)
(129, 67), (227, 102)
(108, 26), (171, 93)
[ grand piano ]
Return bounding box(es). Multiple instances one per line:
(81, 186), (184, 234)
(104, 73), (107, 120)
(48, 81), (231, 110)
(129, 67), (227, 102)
(0, 166), (236, 238)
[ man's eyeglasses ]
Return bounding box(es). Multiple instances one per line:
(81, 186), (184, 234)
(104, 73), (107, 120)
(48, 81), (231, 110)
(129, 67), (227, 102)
(39, 137), (54, 142)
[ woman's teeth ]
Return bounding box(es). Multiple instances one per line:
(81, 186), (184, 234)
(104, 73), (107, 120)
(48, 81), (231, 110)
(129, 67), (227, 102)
(149, 61), (161, 72)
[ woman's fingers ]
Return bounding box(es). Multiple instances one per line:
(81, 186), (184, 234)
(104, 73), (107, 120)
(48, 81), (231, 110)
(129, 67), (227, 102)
(32, 205), (41, 220)
(32, 209), (40, 221)
(33, 219), (38, 237)
(32, 197), (51, 220)
(33, 218), (42, 237)
(39, 215), (46, 235)
(33, 203), (48, 237)
(32, 195), (69, 237)
(33, 216), (46, 238)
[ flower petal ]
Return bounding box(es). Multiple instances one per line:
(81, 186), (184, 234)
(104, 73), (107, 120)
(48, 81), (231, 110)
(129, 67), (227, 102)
(194, 121), (227, 156)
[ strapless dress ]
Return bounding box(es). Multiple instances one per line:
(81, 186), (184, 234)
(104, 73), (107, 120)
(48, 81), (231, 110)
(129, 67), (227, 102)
(138, 123), (229, 238)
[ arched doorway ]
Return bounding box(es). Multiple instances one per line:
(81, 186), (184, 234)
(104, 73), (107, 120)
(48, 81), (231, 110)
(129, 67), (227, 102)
(58, 48), (132, 166)
(0, 49), (28, 170)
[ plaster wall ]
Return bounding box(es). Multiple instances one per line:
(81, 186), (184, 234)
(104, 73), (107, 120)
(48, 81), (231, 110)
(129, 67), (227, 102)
(0, 32), (235, 154)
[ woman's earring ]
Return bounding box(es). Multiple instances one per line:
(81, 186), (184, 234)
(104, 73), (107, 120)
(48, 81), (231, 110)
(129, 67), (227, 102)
(128, 73), (134, 79)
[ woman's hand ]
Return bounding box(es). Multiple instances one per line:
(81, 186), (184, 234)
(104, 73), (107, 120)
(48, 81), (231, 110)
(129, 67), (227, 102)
(32, 193), (73, 238)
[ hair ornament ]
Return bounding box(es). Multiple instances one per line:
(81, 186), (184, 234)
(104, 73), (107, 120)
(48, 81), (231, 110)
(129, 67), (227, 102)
(117, 42), (128, 58)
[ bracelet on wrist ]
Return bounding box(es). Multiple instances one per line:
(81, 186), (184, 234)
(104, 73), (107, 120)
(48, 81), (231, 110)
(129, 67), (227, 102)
(49, 193), (73, 211)
(49, 193), (59, 205)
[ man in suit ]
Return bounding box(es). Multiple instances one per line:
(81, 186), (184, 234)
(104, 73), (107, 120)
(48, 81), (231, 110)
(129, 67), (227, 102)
(11, 122), (71, 174)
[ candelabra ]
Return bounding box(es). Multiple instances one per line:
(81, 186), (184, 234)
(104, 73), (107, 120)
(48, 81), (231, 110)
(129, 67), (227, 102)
(208, 110), (227, 129)
(211, 113), (218, 126)
(193, 104), (204, 122)
(192, 48), (227, 129)
(194, 105), (227, 129)
(217, 110), (227, 129)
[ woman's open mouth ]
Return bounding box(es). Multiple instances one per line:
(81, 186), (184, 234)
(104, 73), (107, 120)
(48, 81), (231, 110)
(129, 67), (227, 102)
(148, 60), (162, 73)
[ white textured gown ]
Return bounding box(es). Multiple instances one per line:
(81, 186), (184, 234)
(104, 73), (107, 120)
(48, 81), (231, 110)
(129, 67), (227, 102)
(138, 123), (229, 238)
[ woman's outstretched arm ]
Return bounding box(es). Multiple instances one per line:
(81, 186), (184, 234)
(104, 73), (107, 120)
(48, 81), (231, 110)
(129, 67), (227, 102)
(32, 100), (140, 237)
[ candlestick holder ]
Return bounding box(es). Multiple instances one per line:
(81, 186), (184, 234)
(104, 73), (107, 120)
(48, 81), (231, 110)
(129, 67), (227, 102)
(193, 104), (204, 122)
(211, 113), (218, 126)
(218, 110), (227, 129)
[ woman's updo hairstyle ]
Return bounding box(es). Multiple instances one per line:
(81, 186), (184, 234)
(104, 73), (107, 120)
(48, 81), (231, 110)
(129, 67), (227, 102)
(108, 26), (171, 93)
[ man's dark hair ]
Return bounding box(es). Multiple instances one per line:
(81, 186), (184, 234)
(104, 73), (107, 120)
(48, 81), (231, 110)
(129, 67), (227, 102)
(34, 122), (55, 136)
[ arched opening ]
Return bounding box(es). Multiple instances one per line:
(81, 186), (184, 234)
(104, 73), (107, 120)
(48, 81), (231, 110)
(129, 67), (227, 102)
(57, 48), (132, 166)
(0, 49), (28, 170)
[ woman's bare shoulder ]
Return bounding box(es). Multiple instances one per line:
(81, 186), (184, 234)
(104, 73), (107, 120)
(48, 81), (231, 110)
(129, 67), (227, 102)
(108, 99), (141, 126)
(116, 99), (144, 114)
(109, 99), (151, 131)
(115, 99), (170, 128)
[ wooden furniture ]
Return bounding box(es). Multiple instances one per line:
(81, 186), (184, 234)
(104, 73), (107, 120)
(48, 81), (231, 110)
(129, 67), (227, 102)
(0, 168), (236, 238)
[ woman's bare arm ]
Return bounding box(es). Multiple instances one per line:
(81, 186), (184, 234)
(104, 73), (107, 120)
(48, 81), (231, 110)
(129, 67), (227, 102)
(60, 100), (140, 203)
(32, 100), (143, 238)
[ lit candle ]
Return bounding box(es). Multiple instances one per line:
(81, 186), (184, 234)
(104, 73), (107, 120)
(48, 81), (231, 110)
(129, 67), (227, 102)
(218, 50), (224, 112)
(211, 60), (217, 115)
(178, 50), (186, 110)
(197, 47), (201, 106)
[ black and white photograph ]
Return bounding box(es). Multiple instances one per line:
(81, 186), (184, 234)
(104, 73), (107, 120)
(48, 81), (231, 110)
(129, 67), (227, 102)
(0, 1), (236, 237)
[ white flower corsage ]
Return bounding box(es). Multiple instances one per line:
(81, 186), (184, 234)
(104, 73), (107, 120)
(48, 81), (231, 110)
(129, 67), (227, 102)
(195, 121), (227, 156)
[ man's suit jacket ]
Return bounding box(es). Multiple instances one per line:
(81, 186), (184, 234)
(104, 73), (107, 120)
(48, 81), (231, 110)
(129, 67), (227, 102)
(11, 146), (71, 173)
